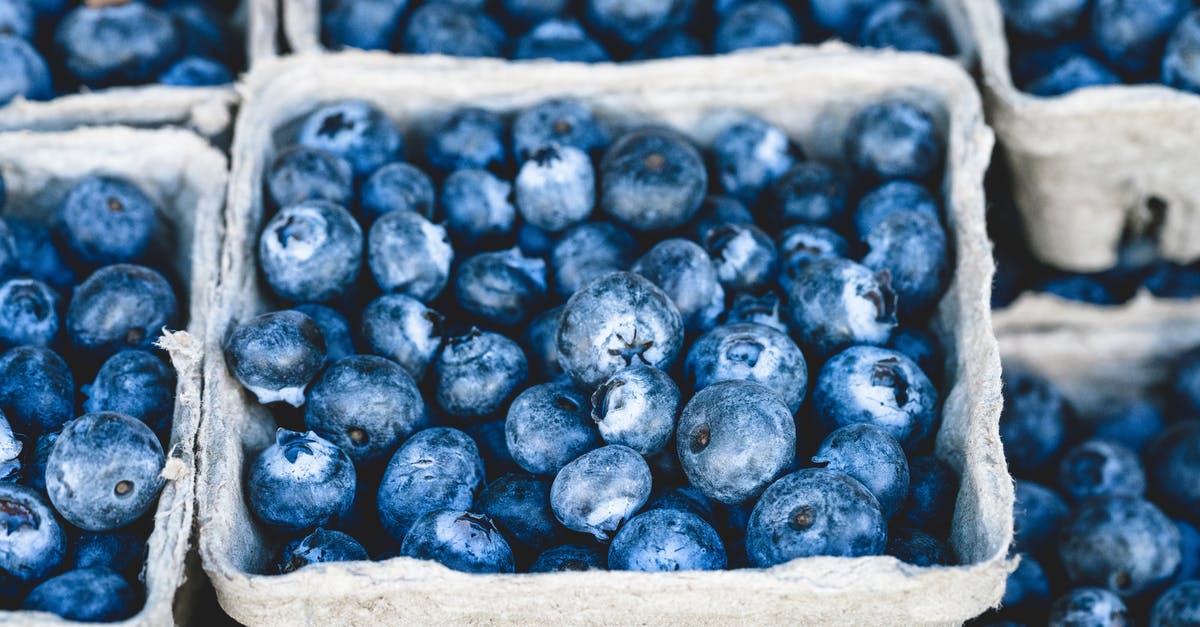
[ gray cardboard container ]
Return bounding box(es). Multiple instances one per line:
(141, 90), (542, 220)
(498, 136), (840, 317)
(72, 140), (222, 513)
(959, 0), (1200, 272)
(198, 48), (1012, 625)
(0, 127), (226, 626)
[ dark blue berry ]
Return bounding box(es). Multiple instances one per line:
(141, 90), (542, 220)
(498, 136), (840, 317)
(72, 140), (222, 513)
(83, 350), (176, 438)
(812, 424), (908, 519)
(505, 381), (599, 475)
(360, 294), (442, 380)
(600, 128), (707, 232)
(785, 258), (897, 358)
(453, 247), (547, 327)
(434, 328), (527, 420)
(54, 3), (179, 87)
(224, 310), (326, 407)
(297, 100), (403, 177)
(377, 427), (484, 542)
(550, 444), (651, 541)
(591, 364), (680, 456)
(278, 528), (368, 573)
(266, 146), (354, 209)
(305, 355), (425, 465)
(401, 2), (505, 58)
(686, 322), (808, 414)
(845, 99), (942, 182)
(441, 169), (517, 247)
(360, 162), (435, 223)
(247, 429), (356, 534)
(550, 221), (636, 298)
(400, 510), (514, 573)
(21, 567), (136, 622)
(609, 508), (726, 571)
(58, 175), (157, 267)
(0, 346), (74, 436)
(0, 278), (59, 349)
(632, 238), (724, 333)
(368, 208), (454, 302)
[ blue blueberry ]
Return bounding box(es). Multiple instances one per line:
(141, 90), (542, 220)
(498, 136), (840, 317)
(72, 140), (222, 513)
(1058, 439), (1145, 503)
(1001, 554), (1051, 614)
(1025, 52), (1122, 96)
(1152, 580), (1200, 626)
(360, 294), (442, 380)
(599, 128), (707, 232)
(1047, 588), (1128, 627)
(550, 221), (636, 298)
(1143, 262), (1200, 299)
(585, 0), (685, 46)
(723, 291), (787, 333)
(293, 303), (355, 364)
(886, 327), (941, 382)
(1089, 0), (1189, 78)
(83, 350), (176, 438)
(686, 322), (808, 414)
(69, 530), (145, 575)
(609, 508), (726, 572)
(247, 429), (356, 533)
(454, 247), (547, 327)
(857, 0), (952, 55)
(377, 427), (484, 542)
(704, 222), (778, 294)
(1000, 367), (1068, 475)
(645, 485), (720, 524)
(1174, 350), (1200, 418)
(4, 218), (76, 290)
(47, 412), (165, 531)
(813, 346), (938, 451)
(23, 431), (56, 494)
(530, 543), (606, 572)
(632, 238), (724, 333)
(886, 527), (952, 566)
(0, 346), (74, 436)
(845, 99), (942, 182)
(677, 380), (796, 504)
(401, 2), (505, 58)
(278, 528), (368, 573)
(322, 0), (408, 50)
(809, 0), (876, 38)
(477, 473), (559, 556)
(426, 107), (508, 174)
(0, 413), (19, 482)
(21, 567), (136, 622)
(896, 455), (957, 534)
(368, 208), (454, 301)
(684, 195), (754, 244)
(1013, 479), (1069, 557)
(1059, 496), (1180, 596)
(515, 18), (610, 62)
(775, 224), (850, 293)
(505, 380), (599, 475)
(297, 100), (402, 177)
(853, 180), (940, 241)
(785, 258), (897, 358)
(557, 271), (683, 390)
(812, 424), (909, 520)
(158, 55), (232, 86)
(590, 364), (680, 456)
(502, 0), (567, 23)
(0, 278), (59, 349)
(633, 27), (703, 59)
(999, 0), (1090, 39)
(550, 444), (651, 541)
(464, 419), (519, 477)
(524, 306), (563, 381)
(441, 168), (517, 247)
(1145, 420), (1200, 523)
(0, 35), (51, 105)
(0, 0), (33, 40)
(223, 310), (326, 407)
(259, 200), (363, 303)
(1171, 519), (1200, 584)
(746, 468), (886, 567)
(168, 0), (237, 63)
(54, 3), (179, 86)
(1164, 10), (1200, 93)
(711, 112), (798, 205)
(770, 162), (850, 228)
(360, 162), (435, 223)
(58, 175), (157, 267)
(306, 355), (425, 464)
(0, 483), (66, 584)
(512, 99), (610, 162)
(400, 510), (514, 573)
(714, 1), (800, 53)
(515, 145), (596, 232)
(434, 328), (527, 420)
(862, 209), (950, 320)
(266, 146), (354, 209)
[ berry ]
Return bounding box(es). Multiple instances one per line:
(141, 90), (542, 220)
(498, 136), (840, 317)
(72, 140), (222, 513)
(368, 208), (454, 302)
(505, 381), (599, 476)
(1058, 496), (1180, 596)
(590, 364), (680, 456)
(266, 146), (354, 209)
(66, 264), (178, 360)
(550, 444), (651, 541)
(258, 200), (363, 303)
(223, 310), (326, 407)
(277, 528), (368, 573)
(296, 100), (402, 177)
(811, 424), (909, 520)
(246, 429), (356, 534)
(360, 294), (442, 380)
(83, 350), (176, 438)
(0, 278), (59, 349)
(785, 258), (897, 358)
(21, 567), (136, 622)
(434, 328), (527, 420)
(0, 484), (66, 584)
(515, 145), (596, 232)
(58, 175), (157, 266)
(377, 428), (484, 542)
(632, 238), (725, 333)
(400, 510), (514, 573)
(609, 508), (726, 572)
(360, 162), (436, 224)
(305, 355), (425, 465)
(599, 128), (707, 232)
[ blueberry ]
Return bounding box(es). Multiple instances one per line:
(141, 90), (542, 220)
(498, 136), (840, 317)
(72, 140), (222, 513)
(434, 328), (527, 420)
(809, 0), (876, 38)
(857, 0), (952, 55)
(441, 169), (517, 247)
(591, 364), (680, 456)
(4, 218), (76, 290)
(723, 291), (788, 333)
(1172, 519), (1200, 584)
(1001, 554), (1051, 614)
(770, 162), (850, 228)
(1145, 420), (1200, 523)
(259, 200), (363, 303)
(278, 528), (368, 573)
(224, 310), (326, 407)
(401, 2), (505, 58)
(368, 209), (454, 302)
(1164, 10), (1200, 93)
(23, 431), (56, 495)
(0, 35), (50, 105)
(168, 0), (237, 63)
(0, 278), (59, 349)
(775, 224), (850, 292)
(557, 271), (683, 390)
(1047, 588), (1128, 627)
(377, 427), (484, 542)
(1090, 0), (1189, 78)
(886, 527), (952, 566)
(1026, 52), (1122, 96)
(0, 413), (20, 481)
(711, 112), (798, 205)
(21, 567), (136, 622)
(550, 221), (636, 298)
(58, 175), (157, 267)
(1013, 479), (1070, 557)
(360, 162), (435, 223)
(477, 473), (559, 556)
(296, 100), (402, 177)
(746, 468), (886, 567)
(785, 258), (897, 358)
(47, 412), (165, 531)
(1000, 367), (1068, 475)
(454, 247), (547, 327)
(632, 238), (724, 333)
(83, 350), (176, 438)
(426, 107), (508, 174)
(67, 263), (177, 359)
(247, 429), (356, 533)
(599, 128), (707, 232)
(550, 444), (651, 541)
(677, 380), (796, 504)
(502, 0), (567, 23)
(632, 27), (703, 59)
(684, 195), (754, 244)
(512, 99), (610, 162)
(515, 18), (610, 62)
(530, 543), (606, 572)
(1059, 496), (1180, 596)
(292, 303), (354, 364)
(686, 322), (808, 414)
(862, 209), (950, 320)
(999, 0), (1090, 39)
(400, 510), (514, 573)
(1144, 262), (1200, 299)
(69, 529), (145, 575)
(896, 455), (958, 534)
(812, 424), (909, 520)
(524, 306), (563, 381)
(609, 508), (726, 572)
(1152, 580), (1200, 627)
(586, 0), (684, 46)
(158, 55), (232, 86)
(853, 180), (940, 241)
(359, 294), (442, 380)
(0, 346), (74, 436)
(0, 0), (33, 40)
(1174, 351), (1200, 418)
(0, 484), (66, 583)
(813, 345), (938, 451)
(1058, 439), (1145, 503)
(321, 0), (408, 50)
(306, 355), (425, 464)
(505, 380), (599, 475)
(845, 99), (942, 182)
(515, 145), (596, 232)
(714, 1), (799, 54)
(704, 223), (778, 294)
(54, 3), (179, 87)
(886, 327), (941, 382)
(266, 146), (354, 209)
(464, 419), (519, 478)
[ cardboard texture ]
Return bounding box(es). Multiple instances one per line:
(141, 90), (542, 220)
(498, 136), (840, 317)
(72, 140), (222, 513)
(959, 0), (1200, 272)
(0, 127), (226, 626)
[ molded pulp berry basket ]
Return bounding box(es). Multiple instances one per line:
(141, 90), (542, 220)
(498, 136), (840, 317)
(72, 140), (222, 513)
(994, 291), (1200, 354)
(0, 127), (226, 626)
(198, 48), (1011, 625)
(957, 0), (1200, 273)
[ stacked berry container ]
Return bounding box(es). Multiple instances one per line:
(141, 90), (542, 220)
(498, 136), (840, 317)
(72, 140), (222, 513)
(0, 126), (225, 625)
(196, 49), (1010, 625)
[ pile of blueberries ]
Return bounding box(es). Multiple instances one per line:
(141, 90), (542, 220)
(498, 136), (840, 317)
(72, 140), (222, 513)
(224, 94), (962, 576)
(984, 358), (1200, 625)
(0, 172), (182, 621)
(0, 0), (241, 107)
(321, 0), (956, 62)
(1001, 0), (1200, 96)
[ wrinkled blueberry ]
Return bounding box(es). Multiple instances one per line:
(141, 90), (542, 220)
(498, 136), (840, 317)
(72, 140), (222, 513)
(591, 364), (679, 456)
(550, 444), (651, 541)
(786, 258), (897, 358)
(377, 428), (485, 542)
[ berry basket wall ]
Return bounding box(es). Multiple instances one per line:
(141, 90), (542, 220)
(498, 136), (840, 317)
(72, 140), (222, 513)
(958, 0), (1200, 273)
(0, 127), (226, 626)
(198, 47), (1011, 625)
(994, 291), (1200, 354)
